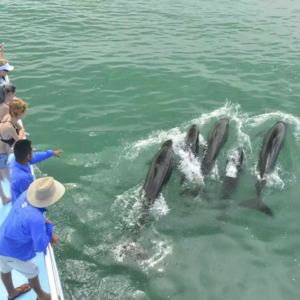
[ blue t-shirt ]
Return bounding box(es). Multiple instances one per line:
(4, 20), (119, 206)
(0, 191), (53, 261)
(9, 150), (54, 205)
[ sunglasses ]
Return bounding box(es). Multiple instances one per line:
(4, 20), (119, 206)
(2, 70), (9, 73)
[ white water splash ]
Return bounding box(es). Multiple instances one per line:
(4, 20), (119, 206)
(177, 148), (204, 184)
(265, 167), (285, 190)
(225, 148), (243, 178)
(139, 239), (173, 271)
(149, 194), (170, 220)
(247, 111), (300, 141)
(209, 163), (220, 181)
(112, 241), (147, 263)
(112, 236), (173, 273)
(124, 102), (253, 161)
(111, 184), (144, 228)
(225, 161), (238, 178)
(124, 128), (184, 160)
(112, 185), (170, 229)
(250, 163), (285, 191)
(124, 102), (300, 163)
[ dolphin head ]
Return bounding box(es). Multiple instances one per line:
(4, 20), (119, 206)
(277, 120), (288, 126)
(185, 124), (200, 156)
(201, 118), (230, 174)
(162, 140), (173, 148)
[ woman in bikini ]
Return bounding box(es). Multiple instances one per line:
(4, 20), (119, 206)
(0, 99), (27, 204)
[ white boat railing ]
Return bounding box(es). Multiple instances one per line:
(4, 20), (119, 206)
(45, 245), (64, 300)
(5, 75), (65, 300)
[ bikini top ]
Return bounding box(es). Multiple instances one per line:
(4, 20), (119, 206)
(0, 119), (19, 147)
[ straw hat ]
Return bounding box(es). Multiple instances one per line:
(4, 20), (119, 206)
(27, 177), (65, 208)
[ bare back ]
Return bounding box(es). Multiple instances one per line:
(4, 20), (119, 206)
(0, 115), (21, 154)
(0, 103), (9, 121)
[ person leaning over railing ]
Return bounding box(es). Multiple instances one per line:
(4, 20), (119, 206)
(9, 139), (63, 205)
(0, 176), (64, 300)
(0, 44), (14, 85)
(0, 59), (14, 85)
(0, 99), (27, 205)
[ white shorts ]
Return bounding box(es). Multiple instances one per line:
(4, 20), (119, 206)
(0, 255), (39, 279)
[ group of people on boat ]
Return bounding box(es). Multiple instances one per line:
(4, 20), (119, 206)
(0, 44), (63, 300)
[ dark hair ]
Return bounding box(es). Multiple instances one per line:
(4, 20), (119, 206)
(4, 82), (16, 94)
(0, 82), (17, 104)
(14, 139), (32, 162)
(0, 85), (5, 104)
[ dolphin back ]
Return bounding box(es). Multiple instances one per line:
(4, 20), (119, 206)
(201, 118), (229, 174)
(265, 122), (287, 174)
(258, 121), (287, 177)
(184, 124), (200, 157)
(238, 122), (287, 218)
(143, 140), (174, 204)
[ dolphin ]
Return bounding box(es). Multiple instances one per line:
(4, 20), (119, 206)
(136, 140), (174, 229)
(239, 121), (287, 217)
(120, 140), (175, 259)
(181, 118), (229, 199)
(142, 139), (174, 205)
(180, 124), (200, 185)
(184, 124), (200, 157)
(201, 118), (229, 175)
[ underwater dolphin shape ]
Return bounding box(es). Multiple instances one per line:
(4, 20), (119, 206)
(201, 118), (229, 176)
(239, 121), (287, 217)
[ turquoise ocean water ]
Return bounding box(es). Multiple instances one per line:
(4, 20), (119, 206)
(2, 0), (300, 299)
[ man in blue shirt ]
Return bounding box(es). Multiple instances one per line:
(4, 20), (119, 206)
(9, 139), (62, 205)
(0, 176), (65, 300)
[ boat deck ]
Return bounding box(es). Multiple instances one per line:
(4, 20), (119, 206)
(0, 154), (51, 300)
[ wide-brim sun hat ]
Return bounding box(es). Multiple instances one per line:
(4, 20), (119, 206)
(0, 62), (14, 71)
(27, 177), (65, 208)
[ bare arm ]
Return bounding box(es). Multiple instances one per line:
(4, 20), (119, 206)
(18, 127), (25, 139)
(0, 44), (4, 59)
(15, 121), (25, 139)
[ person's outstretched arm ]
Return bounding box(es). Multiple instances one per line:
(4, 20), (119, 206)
(30, 149), (62, 165)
